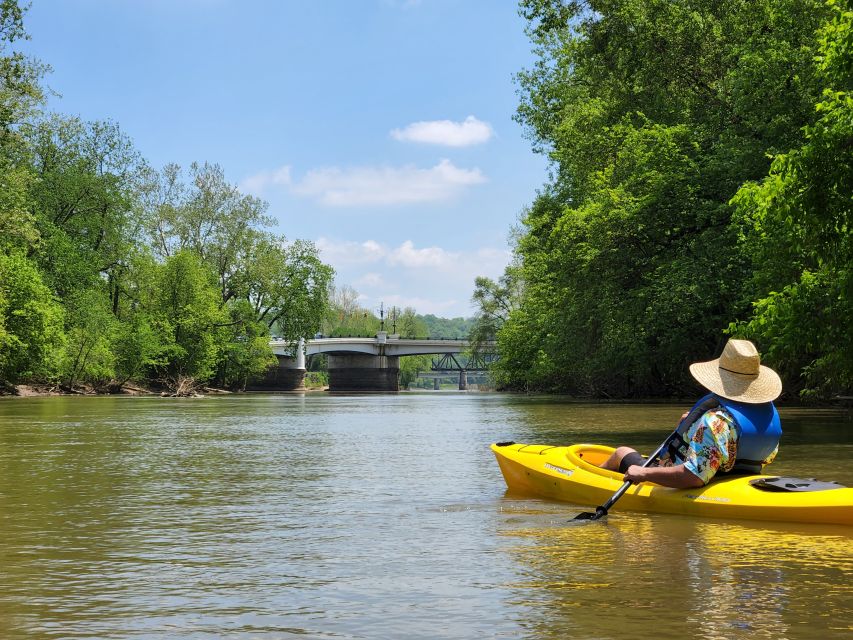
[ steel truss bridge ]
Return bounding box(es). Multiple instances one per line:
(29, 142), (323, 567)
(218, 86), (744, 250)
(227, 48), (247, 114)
(416, 352), (499, 390)
(428, 352), (499, 373)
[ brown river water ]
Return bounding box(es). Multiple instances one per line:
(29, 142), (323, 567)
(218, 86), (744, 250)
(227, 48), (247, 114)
(0, 393), (850, 639)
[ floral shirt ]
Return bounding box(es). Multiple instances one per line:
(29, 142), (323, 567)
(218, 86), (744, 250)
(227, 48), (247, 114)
(681, 408), (739, 485)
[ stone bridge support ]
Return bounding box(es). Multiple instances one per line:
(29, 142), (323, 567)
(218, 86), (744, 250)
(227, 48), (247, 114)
(327, 354), (399, 392)
(247, 339), (306, 391)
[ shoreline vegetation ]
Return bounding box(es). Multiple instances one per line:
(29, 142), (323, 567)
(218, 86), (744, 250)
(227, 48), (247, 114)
(3, 380), (332, 398)
(3, 2), (851, 402)
(0, 3), (472, 399)
(3, 383), (849, 415)
(468, 0), (851, 403)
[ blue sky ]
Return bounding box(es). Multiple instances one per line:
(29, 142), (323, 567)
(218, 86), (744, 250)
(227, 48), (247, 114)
(21, 0), (547, 318)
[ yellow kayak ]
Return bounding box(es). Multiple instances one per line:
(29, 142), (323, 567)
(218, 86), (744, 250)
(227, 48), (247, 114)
(491, 442), (853, 526)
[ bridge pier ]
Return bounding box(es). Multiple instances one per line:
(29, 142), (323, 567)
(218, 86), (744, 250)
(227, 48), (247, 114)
(327, 354), (399, 392)
(247, 339), (306, 391)
(459, 370), (467, 391)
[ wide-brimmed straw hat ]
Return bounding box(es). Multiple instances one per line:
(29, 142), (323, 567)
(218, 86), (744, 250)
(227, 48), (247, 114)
(689, 338), (782, 403)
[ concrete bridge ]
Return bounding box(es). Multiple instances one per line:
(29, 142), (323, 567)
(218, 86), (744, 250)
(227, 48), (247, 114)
(250, 332), (494, 392)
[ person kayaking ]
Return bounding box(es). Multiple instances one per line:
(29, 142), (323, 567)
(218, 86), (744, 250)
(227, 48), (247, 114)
(600, 338), (783, 489)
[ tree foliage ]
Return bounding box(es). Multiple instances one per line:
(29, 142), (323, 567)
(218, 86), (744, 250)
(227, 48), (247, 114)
(0, 251), (64, 384)
(730, 0), (853, 398)
(482, 0), (844, 397)
(0, 1), (334, 393)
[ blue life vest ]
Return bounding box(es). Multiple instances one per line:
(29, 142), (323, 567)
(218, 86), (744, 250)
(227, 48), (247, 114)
(671, 393), (782, 475)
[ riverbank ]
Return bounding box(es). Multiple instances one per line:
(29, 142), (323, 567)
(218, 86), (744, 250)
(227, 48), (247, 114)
(7, 383), (156, 397)
(3, 382), (331, 397)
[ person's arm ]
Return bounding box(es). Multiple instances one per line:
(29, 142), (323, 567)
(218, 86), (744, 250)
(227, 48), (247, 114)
(623, 463), (705, 489)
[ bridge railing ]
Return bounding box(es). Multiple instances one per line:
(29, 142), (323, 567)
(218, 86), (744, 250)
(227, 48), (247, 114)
(310, 334), (471, 341)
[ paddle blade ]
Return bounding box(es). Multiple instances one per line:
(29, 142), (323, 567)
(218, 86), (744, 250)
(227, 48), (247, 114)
(572, 506), (608, 521)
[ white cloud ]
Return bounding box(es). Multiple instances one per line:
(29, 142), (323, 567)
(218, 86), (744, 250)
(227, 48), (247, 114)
(319, 238), (513, 318)
(239, 165), (292, 195)
(388, 240), (453, 269)
(355, 272), (386, 288)
(391, 116), (494, 147)
(382, 295), (461, 317)
(291, 159), (486, 206)
(316, 238), (387, 266)
(318, 238), (510, 276)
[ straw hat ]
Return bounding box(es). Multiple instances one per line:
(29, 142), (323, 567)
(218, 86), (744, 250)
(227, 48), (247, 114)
(689, 338), (782, 403)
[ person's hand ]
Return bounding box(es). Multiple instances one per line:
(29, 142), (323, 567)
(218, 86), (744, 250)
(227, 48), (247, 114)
(623, 465), (647, 484)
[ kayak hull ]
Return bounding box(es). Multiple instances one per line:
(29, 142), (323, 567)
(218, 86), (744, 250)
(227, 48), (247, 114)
(491, 442), (853, 526)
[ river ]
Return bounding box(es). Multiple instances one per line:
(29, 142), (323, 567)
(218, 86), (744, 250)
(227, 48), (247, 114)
(0, 393), (850, 639)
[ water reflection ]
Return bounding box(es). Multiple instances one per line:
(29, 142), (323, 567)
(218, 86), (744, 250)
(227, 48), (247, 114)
(0, 394), (849, 639)
(499, 502), (853, 640)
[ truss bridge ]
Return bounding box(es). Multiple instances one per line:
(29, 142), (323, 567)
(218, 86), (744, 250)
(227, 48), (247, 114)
(418, 352), (499, 390)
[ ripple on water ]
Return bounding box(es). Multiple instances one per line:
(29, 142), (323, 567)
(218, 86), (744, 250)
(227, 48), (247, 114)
(0, 394), (850, 639)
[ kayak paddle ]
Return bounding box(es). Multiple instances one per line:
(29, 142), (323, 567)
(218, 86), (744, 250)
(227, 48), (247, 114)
(572, 430), (680, 521)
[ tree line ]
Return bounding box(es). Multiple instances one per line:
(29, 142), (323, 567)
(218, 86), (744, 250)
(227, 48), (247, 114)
(472, 0), (851, 401)
(0, 3), (333, 393)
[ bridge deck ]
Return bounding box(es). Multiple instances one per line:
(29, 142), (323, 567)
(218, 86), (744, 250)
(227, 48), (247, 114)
(271, 335), (493, 358)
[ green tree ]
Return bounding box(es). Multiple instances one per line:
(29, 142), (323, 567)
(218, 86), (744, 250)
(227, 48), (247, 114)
(0, 251), (64, 385)
(0, 0), (47, 132)
(216, 298), (277, 390)
(389, 306), (428, 338)
(112, 311), (166, 387)
(0, 0), (46, 254)
(497, 0), (830, 395)
(419, 314), (474, 339)
(151, 250), (228, 389)
(59, 288), (117, 389)
(399, 354), (432, 389)
(0, 159), (37, 251)
(145, 162), (271, 301)
(145, 163), (333, 353)
(26, 115), (148, 308)
(731, 0), (853, 398)
(245, 237), (333, 345)
(323, 285), (381, 337)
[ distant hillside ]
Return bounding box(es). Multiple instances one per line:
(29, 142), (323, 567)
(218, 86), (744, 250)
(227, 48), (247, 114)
(420, 314), (474, 339)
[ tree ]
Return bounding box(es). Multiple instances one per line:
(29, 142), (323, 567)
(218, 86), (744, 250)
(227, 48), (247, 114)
(390, 306), (428, 338)
(0, 158), (37, 251)
(470, 266), (523, 344)
(499, 0), (830, 395)
(0, 0), (45, 254)
(26, 115), (148, 307)
(145, 162), (272, 303)
(151, 251), (228, 388)
(730, 0), (853, 398)
(322, 284), (380, 337)
(0, 251), (64, 385)
(399, 354), (432, 389)
(216, 298), (277, 390)
(244, 237), (333, 345)
(0, 0), (48, 132)
(145, 163), (333, 349)
(112, 311), (166, 387)
(59, 288), (116, 389)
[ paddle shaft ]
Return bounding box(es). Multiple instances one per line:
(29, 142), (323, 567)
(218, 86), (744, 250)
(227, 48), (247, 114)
(596, 433), (676, 513)
(574, 429), (681, 520)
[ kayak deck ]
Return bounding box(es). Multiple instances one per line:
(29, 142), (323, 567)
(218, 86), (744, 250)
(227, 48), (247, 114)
(491, 442), (853, 526)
